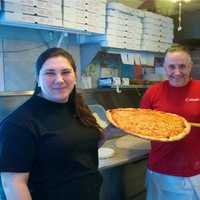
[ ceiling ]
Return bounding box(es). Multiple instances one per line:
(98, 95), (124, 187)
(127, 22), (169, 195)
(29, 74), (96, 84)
(108, 0), (200, 16)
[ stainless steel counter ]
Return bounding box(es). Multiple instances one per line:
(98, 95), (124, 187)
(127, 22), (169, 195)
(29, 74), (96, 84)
(99, 135), (150, 170)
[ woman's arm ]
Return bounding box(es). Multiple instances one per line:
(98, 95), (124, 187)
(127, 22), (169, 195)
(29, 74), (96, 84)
(1, 172), (32, 200)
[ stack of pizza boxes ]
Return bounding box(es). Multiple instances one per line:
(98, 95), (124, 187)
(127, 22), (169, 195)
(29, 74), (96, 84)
(141, 11), (174, 52)
(80, 2), (143, 49)
(101, 2), (143, 50)
(1, 0), (62, 27)
(63, 0), (106, 34)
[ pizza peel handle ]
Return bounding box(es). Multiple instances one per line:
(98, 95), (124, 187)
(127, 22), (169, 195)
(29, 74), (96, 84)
(189, 122), (200, 128)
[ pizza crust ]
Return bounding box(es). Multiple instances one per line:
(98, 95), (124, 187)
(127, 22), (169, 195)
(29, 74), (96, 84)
(106, 108), (191, 142)
(106, 110), (121, 129)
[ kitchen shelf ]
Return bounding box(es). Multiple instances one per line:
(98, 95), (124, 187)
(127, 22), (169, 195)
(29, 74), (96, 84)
(0, 21), (105, 35)
(0, 21), (105, 72)
(79, 85), (149, 92)
(0, 90), (33, 97)
(0, 22), (104, 46)
(101, 47), (164, 55)
(0, 85), (150, 97)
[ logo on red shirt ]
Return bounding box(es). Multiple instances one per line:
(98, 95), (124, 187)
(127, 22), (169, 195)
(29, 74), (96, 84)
(185, 98), (200, 102)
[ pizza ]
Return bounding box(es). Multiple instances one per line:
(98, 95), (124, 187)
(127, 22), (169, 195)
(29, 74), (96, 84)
(106, 108), (191, 142)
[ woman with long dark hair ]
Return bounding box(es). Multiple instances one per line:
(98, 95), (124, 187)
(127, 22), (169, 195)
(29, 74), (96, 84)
(0, 48), (104, 200)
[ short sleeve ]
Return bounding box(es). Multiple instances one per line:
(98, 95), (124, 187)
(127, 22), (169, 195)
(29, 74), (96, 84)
(140, 88), (152, 109)
(140, 85), (157, 109)
(0, 121), (37, 172)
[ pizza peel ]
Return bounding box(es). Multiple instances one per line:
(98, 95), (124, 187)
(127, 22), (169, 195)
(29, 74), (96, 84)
(105, 108), (196, 142)
(106, 108), (200, 128)
(189, 122), (200, 127)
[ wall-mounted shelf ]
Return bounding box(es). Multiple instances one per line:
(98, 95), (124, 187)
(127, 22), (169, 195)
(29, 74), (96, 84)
(0, 85), (151, 97)
(0, 21), (104, 36)
(0, 90), (33, 97)
(101, 47), (164, 55)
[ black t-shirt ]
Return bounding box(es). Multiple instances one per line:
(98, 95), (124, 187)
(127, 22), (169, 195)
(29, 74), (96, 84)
(0, 95), (102, 200)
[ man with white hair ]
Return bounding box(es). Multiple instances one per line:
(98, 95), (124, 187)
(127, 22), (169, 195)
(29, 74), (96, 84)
(141, 44), (200, 200)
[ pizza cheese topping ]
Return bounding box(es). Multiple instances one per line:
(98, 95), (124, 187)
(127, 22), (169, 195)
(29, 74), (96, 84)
(106, 108), (190, 142)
